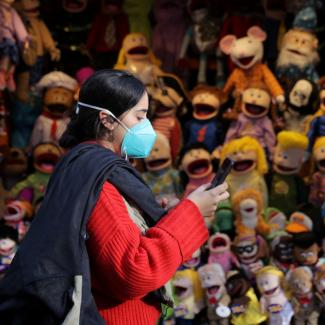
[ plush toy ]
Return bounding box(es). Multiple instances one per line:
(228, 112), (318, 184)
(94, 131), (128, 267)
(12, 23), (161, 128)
(207, 232), (239, 274)
(231, 188), (278, 238)
(286, 266), (320, 325)
(221, 136), (269, 206)
(270, 234), (296, 273)
(276, 7), (320, 92)
(142, 131), (183, 205)
(277, 78), (318, 133)
(172, 268), (205, 323)
(314, 265), (325, 317)
(10, 142), (62, 206)
(184, 85), (226, 153)
(225, 82), (276, 158)
(219, 25), (284, 120)
(178, 0), (221, 84)
(0, 0), (29, 91)
(114, 32), (163, 87)
(309, 137), (325, 207)
(268, 131), (309, 217)
(198, 263), (231, 325)
(29, 71), (78, 147)
(213, 200), (234, 238)
(0, 224), (18, 278)
(86, 0), (129, 70)
(232, 233), (269, 281)
(226, 270), (266, 325)
(256, 266), (293, 325)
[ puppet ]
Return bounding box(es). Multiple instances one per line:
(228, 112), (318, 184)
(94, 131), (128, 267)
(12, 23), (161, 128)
(29, 71), (78, 147)
(219, 25), (284, 120)
(286, 266), (319, 325)
(207, 232), (239, 274)
(213, 200), (234, 238)
(226, 270), (266, 325)
(225, 82), (275, 158)
(198, 263), (230, 325)
(314, 265), (325, 317)
(231, 188), (278, 238)
(221, 136), (268, 206)
(256, 266), (293, 325)
(183, 248), (202, 270)
(0, 0), (29, 91)
(142, 132), (183, 205)
(268, 131), (308, 217)
(0, 224), (18, 278)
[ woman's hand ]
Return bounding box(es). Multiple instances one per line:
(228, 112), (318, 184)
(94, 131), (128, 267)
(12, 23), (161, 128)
(187, 182), (229, 217)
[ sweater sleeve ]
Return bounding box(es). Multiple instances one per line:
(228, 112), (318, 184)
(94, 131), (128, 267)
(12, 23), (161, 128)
(87, 182), (208, 301)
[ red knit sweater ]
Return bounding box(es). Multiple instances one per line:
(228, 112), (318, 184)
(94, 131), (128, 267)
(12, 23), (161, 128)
(86, 182), (208, 325)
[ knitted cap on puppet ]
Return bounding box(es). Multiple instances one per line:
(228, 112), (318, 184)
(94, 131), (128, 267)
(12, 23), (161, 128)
(293, 6), (317, 32)
(36, 71), (78, 92)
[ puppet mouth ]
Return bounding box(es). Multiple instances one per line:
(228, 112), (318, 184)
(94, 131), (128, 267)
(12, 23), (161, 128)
(245, 103), (266, 115)
(0, 247), (15, 256)
(238, 56), (255, 66)
(233, 160), (254, 172)
(207, 286), (220, 295)
(264, 287), (278, 296)
(24, 6), (40, 14)
(147, 158), (170, 168)
(174, 286), (188, 297)
(63, 0), (87, 12)
(212, 237), (227, 249)
(317, 159), (325, 167)
(244, 207), (254, 213)
(194, 104), (217, 117)
(127, 46), (148, 55)
(155, 105), (173, 115)
(276, 164), (296, 172)
(35, 153), (60, 173)
(46, 104), (68, 114)
(287, 49), (306, 57)
(188, 159), (210, 175)
(4, 204), (21, 221)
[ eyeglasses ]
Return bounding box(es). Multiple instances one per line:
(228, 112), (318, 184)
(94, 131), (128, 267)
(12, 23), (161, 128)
(235, 244), (256, 254)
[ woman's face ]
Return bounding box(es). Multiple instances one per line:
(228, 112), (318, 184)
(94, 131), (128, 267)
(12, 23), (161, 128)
(112, 92), (149, 154)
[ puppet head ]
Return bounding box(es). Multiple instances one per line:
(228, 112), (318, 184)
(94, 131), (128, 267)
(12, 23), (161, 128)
(187, 0), (209, 23)
(293, 231), (319, 266)
(208, 232), (231, 255)
(190, 85), (225, 121)
(286, 212), (313, 234)
(3, 198), (33, 224)
(256, 266), (285, 298)
(144, 132), (172, 172)
(21, 0), (40, 17)
(180, 144), (213, 180)
(314, 265), (325, 297)
(273, 131), (308, 175)
(219, 26), (266, 70)
(231, 188), (263, 230)
(241, 82), (271, 119)
(37, 71), (78, 118)
(184, 248), (201, 269)
(221, 136), (268, 176)
(319, 77), (325, 113)
(32, 143), (63, 174)
(0, 147), (28, 177)
(313, 137), (325, 173)
(0, 225), (18, 258)
(271, 234), (294, 265)
(286, 266), (313, 297)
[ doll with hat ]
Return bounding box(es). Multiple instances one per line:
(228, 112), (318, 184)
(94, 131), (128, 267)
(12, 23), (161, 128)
(221, 136), (269, 206)
(286, 266), (320, 325)
(0, 0), (29, 91)
(219, 25), (284, 120)
(226, 270), (266, 325)
(0, 224), (18, 278)
(256, 266), (293, 325)
(225, 82), (276, 158)
(197, 263), (231, 325)
(142, 131), (183, 206)
(29, 71), (78, 147)
(184, 85), (226, 153)
(172, 268), (205, 324)
(267, 131), (309, 217)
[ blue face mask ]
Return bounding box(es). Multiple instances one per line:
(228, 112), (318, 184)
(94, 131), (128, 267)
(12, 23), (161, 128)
(77, 102), (157, 159)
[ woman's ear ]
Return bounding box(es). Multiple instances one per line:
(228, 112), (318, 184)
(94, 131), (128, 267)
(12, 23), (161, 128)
(99, 111), (115, 131)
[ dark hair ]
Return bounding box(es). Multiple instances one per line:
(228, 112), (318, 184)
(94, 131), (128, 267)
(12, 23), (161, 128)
(59, 69), (146, 148)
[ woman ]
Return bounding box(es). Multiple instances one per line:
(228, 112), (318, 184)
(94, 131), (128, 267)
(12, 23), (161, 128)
(0, 70), (229, 325)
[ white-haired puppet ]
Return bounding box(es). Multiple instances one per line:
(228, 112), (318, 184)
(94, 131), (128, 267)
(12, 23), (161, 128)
(29, 71), (78, 147)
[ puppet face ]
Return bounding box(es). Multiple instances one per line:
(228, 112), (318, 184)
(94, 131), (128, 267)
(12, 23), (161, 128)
(289, 79), (313, 108)
(181, 148), (212, 179)
(320, 90), (325, 113)
(273, 236), (294, 264)
(144, 134), (172, 171)
(184, 248), (201, 268)
(33, 143), (62, 174)
(0, 147), (28, 176)
(208, 233), (230, 254)
(229, 150), (257, 175)
(257, 273), (281, 297)
(198, 264), (225, 299)
(62, 0), (88, 13)
(226, 273), (250, 298)
(234, 238), (259, 264)
(151, 87), (182, 118)
(278, 29), (319, 69)
(314, 144), (325, 173)
(44, 87), (74, 117)
(0, 238), (16, 256)
(21, 0), (40, 17)
(273, 145), (304, 175)
(123, 34), (149, 61)
(239, 198), (258, 229)
(294, 243), (319, 266)
(192, 92), (220, 120)
(242, 88), (270, 118)
(173, 274), (193, 300)
(288, 268), (313, 296)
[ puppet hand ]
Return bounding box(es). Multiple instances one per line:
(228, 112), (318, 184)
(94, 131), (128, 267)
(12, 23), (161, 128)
(187, 182), (229, 217)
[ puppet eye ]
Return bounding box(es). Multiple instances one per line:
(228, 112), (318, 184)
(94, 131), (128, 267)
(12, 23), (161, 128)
(295, 38), (299, 43)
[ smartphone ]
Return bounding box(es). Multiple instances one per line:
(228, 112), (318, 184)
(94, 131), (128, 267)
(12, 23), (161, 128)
(206, 158), (234, 190)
